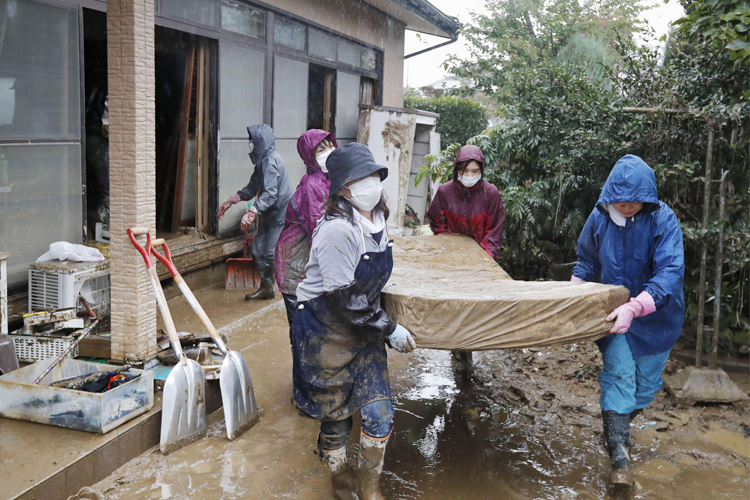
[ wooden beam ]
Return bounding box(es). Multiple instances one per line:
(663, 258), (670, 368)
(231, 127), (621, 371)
(171, 43), (196, 232)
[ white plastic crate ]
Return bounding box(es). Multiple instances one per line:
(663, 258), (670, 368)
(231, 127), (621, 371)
(28, 260), (110, 317)
(10, 333), (79, 363)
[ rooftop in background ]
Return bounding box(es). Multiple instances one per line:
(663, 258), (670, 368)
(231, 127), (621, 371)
(364, 0), (459, 38)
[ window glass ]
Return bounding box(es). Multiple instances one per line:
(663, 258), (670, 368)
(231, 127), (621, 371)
(221, 1), (265, 38)
(0, 145), (83, 286)
(308, 29), (337, 61)
(218, 140), (251, 234)
(219, 43), (265, 235)
(0, 0), (80, 139)
(274, 17), (306, 51)
(220, 44), (264, 138)
(336, 71), (360, 140)
(162, 0), (220, 28)
(338, 40), (360, 67)
(361, 48), (378, 72)
(275, 139), (306, 188)
(273, 56), (308, 139)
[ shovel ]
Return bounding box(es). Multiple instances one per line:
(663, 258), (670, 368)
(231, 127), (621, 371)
(225, 227), (260, 290)
(127, 227), (206, 454)
(151, 238), (261, 439)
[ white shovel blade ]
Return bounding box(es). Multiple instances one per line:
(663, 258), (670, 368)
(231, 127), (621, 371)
(160, 358), (207, 454)
(220, 351), (260, 440)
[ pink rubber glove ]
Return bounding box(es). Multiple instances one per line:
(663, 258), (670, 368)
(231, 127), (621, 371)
(606, 291), (656, 334)
(240, 206), (258, 232)
(570, 275), (585, 283)
(218, 193), (242, 220)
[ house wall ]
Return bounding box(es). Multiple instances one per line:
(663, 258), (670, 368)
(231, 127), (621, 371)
(269, 0), (405, 107)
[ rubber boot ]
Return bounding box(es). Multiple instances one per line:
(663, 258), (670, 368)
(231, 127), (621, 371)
(629, 408), (643, 422)
(245, 268), (275, 300)
(322, 446), (356, 500)
(451, 350), (473, 379)
(603, 411), (634, 498)
(357, 433), (389, 500)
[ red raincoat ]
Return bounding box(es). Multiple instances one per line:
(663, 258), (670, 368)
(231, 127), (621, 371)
(426, 145), (505, 258)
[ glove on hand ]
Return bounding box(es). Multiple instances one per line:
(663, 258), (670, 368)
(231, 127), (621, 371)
(218, 193), (242, 220)
(606, 291), (656, 334)
(388, 324), (416, 353)
(240, 206), (258, 232)
(570, 275), (585, 283)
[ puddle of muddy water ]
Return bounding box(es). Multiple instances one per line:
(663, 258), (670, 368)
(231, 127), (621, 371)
(383, 349), (749, 500)
(384, 350), (606, 500)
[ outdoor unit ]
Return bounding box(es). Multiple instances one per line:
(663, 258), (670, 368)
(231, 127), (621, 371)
(28, 261), (110, 318)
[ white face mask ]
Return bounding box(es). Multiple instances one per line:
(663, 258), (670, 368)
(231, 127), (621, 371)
(458, 173), (481, 188)
(316, 149), (333, 173)
(346, 176), (382, 211)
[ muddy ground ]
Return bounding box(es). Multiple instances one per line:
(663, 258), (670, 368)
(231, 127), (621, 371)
(81, 284), (750, 500)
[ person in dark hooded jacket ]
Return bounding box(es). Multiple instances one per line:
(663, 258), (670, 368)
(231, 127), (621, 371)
(572, 154), (684, 496)
(274, 129), (336, 335)
(426, 144), (505, 371)
(218, 124), (294, 299)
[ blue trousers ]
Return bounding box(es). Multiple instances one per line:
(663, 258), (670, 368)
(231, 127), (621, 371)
(318, 399), (394, 452)
(599, 334), (671, 414)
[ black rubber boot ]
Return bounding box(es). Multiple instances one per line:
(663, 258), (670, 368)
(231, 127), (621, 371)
(602, 411), (634, 498)
(245, 268), (275, 300)
(629, 408), (643, 422)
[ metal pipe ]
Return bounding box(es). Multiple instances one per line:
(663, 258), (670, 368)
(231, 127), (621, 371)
(710, 170), (729, 370)
(695, 125), (714, 368)
(404, 34), (459, 60)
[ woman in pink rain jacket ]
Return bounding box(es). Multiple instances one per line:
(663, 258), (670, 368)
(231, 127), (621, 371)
(274, 130), (337, 340)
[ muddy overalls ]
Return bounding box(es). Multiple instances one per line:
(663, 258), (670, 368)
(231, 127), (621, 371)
(292, 224), (394, 449)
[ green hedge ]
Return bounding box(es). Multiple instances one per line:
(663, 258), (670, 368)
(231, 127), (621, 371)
(403, 95), (488, 147)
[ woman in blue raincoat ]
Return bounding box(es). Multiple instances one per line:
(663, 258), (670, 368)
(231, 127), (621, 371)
(572, 154), (684, 495)
(293, 143), (416, 500)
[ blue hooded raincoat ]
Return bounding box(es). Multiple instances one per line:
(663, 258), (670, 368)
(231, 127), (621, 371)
(573, 155), (685, 359)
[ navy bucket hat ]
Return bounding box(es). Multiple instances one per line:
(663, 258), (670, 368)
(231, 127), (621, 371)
(326, 143), (388, 195)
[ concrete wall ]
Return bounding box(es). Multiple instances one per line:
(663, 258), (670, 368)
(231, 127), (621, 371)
(270, 0), (405, 107)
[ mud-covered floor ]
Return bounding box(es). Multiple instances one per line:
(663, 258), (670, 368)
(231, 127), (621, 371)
(84, 283), (750, 500)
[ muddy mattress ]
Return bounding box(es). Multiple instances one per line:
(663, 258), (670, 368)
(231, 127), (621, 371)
(381, 235), (630, 350)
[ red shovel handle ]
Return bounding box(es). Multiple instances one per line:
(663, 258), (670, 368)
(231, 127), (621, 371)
(151, 238), (179, 277)
(127, 227), (154, 268)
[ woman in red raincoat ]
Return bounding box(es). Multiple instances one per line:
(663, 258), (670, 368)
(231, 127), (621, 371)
(426, 144), (505, 369)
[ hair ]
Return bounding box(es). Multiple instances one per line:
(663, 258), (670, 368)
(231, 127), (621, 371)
(317, 138), (334, 150)
(323, 191), (389, 223)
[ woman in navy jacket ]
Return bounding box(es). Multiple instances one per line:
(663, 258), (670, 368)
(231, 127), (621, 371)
(572, 154), (684, 495)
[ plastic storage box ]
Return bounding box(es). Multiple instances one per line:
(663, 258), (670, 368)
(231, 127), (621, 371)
(0, 358), (153, 433)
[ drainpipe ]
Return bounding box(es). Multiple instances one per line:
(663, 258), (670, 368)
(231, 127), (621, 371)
(404, 32), (460, 59)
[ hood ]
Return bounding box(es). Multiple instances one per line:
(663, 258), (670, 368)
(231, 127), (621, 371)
(247, 124), (276, 165)
(453, 145), (485, 181)
(297, 129), (338, 173)
(597, 154), (660, 214)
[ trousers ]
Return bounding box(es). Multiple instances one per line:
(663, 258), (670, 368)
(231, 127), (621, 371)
(318, 399), (394, 452)
(599, 333), (671, 414)
(251, 223), (284, 271)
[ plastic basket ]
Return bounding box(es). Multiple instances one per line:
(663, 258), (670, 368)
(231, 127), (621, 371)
(10, 333), (79, 363)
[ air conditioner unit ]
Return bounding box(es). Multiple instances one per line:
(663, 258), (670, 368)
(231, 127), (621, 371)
(28, 260), (110, 318)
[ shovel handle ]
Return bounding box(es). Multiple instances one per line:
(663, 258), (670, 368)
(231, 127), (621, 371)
(151, 240), (228, 355)
(127, 228), (154, 269)
(147, 266), (188, 365)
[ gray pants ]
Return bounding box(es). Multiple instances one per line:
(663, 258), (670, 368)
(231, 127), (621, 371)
(251, 223), (284, 272)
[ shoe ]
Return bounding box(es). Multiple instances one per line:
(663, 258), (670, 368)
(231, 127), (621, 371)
(322, 446), (356, 500)
(602, 411), (634, 497)
(357, 433), (389, 500)
(245, 268), (275, 300)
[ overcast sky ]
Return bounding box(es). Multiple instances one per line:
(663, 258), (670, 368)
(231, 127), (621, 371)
(404, 0), (687, 88)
